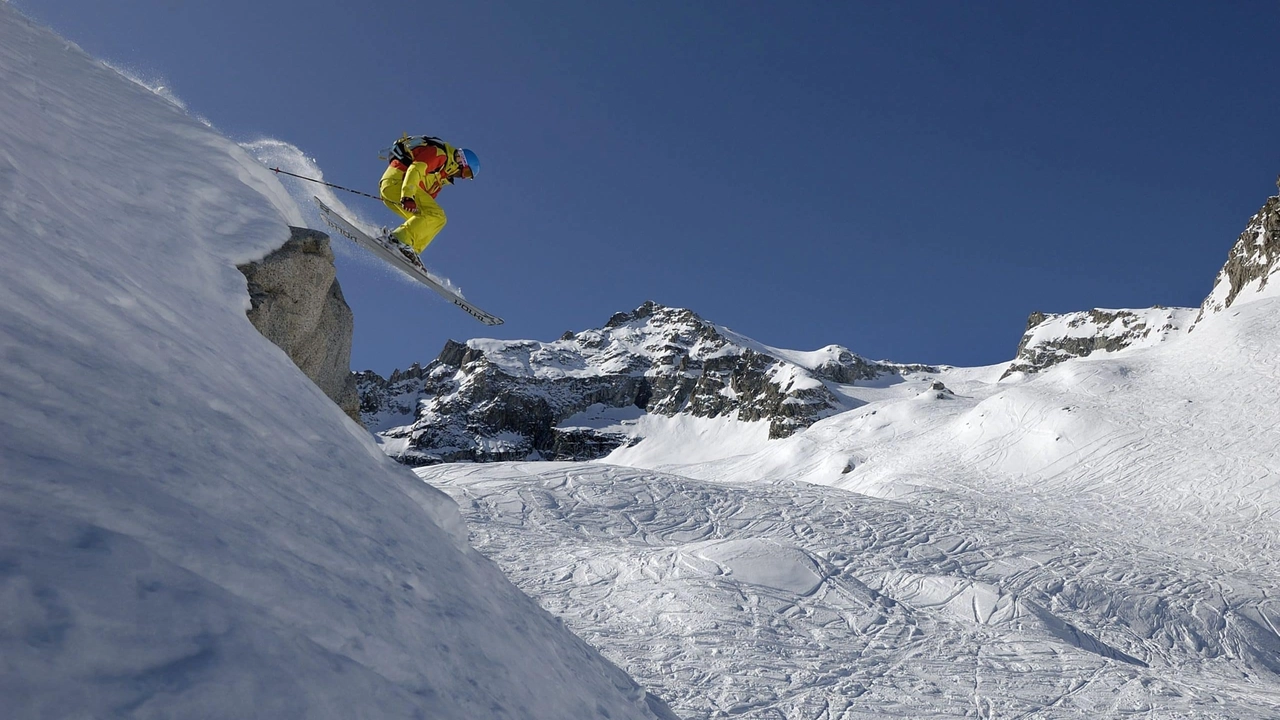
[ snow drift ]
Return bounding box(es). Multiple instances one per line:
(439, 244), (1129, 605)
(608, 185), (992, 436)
(0, 7), (672, 719)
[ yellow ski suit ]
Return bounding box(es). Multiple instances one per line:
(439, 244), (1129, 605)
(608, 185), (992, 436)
(379, 141), (464, 253)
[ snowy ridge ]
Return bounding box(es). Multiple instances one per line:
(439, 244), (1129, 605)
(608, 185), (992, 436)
(1002, 306), (1196, 377)
(0, 7), (673, 718)
(361, 301), (940, 465)
(465, 302), (897, 384)
(1197, 190), (1280, 320)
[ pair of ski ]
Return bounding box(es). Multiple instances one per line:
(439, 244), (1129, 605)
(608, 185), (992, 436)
(314, 196), (503, 326)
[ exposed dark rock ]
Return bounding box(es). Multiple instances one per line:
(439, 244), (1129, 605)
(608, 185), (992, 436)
(436, 339), (486, 368)
(1195, 190), (1280, 324)
(924, 381), (953, 397)
(547, 429), (630, 461)
(355, 363), (434, 429)
(810, 349), (882, 384)
(924, 380), (954, 399)
(239, 227), (360, 424)
(1002, 307), (1193, 379)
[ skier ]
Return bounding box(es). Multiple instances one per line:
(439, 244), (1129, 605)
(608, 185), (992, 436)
(378, 135), (479, 266)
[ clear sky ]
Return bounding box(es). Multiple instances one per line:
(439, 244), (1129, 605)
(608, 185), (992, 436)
(14, 0), (1279, 376)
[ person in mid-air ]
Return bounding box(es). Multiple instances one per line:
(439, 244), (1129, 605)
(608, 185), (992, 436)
(378, 135), (479, 267)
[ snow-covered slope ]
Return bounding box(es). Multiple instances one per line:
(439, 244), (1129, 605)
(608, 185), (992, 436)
(422, 190), (1280, 718)
(0, 7), (673, 718)
(426, 307), (1280, 718)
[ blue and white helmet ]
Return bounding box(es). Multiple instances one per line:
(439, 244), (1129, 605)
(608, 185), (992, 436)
(458, 148), (480, 179)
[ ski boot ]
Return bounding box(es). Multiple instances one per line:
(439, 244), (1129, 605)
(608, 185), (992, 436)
(384, 235), (425, 270)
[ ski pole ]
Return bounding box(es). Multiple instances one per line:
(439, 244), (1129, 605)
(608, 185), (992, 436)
(270, 167), (383, 202)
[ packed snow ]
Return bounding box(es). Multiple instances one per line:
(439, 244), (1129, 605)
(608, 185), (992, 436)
(0, 7), (674, 719)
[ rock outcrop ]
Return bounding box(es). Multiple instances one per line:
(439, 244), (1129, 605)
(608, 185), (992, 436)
(355, 363), (433, 430)
(1002, 177), (1280, 376)
(1002, 307), (1195, 378)
(1195, 186), (1280, 324)
(359, 301), (931, 465)
(239, 227), (360, 423)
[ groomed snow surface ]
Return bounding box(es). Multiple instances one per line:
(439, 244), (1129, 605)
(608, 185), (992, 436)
(0, 7), (675, 719)
(426, 298), (1280, 717)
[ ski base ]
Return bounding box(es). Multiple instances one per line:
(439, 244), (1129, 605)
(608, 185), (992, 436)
(314, 197), (504, 326)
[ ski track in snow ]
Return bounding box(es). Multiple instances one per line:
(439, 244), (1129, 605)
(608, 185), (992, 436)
(427, 461), (1280, 719)
(423, 300), (1280, 719)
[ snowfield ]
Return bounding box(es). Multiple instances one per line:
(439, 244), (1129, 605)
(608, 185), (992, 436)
(424, 294), (1280, 717)
(0, 7), (673, 719)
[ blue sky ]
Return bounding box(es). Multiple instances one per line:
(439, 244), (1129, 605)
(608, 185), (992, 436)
(16, 1), (1279, 375)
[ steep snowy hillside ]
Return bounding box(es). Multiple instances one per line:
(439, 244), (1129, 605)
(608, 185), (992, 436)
(0, 8), (673, 719)
(360, 301), (935, 464)
(424, 187), (1280, 718)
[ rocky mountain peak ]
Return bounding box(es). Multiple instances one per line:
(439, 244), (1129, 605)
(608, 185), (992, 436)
(387, 362), (432, 383)
(436, 339), (487, 368)
(358, 302), (925, 465)
(605, 299), (663, 327)
(1195, 187), (1280, 323)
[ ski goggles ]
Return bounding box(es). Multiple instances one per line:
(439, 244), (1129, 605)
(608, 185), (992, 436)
(454, 149), (474, 179)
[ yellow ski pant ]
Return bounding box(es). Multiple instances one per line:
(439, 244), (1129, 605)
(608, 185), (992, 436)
(379, 164), (447, 253)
